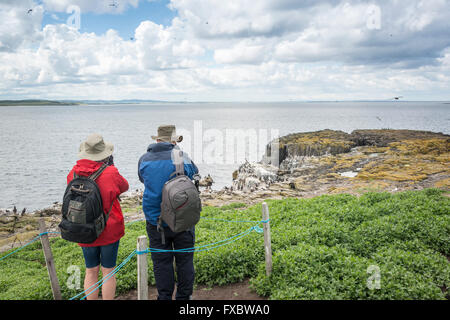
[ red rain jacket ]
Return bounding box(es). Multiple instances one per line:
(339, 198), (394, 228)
(67, 159), (129, 247)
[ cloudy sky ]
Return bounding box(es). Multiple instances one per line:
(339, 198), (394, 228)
(0, 0), (449, 101)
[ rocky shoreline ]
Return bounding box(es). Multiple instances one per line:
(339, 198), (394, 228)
(1, 128), (449, 253)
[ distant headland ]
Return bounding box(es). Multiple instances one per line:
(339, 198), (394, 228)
(0, 100), (79, 106)
(0, 99), (186, 106)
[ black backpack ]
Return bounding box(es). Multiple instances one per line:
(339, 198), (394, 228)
(59, 163), (113, 244)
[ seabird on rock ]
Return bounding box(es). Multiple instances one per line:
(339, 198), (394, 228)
(199, 174), (214, 191)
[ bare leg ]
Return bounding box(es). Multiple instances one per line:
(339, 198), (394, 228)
(84, 265), (100, 300)
(101, 266), (117, 300)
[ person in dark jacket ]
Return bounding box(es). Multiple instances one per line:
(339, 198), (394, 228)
(138, 125), (199, 300)
(68, 133), (129, 300)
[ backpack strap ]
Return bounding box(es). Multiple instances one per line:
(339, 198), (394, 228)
(157, 216), (166, 245)
(86, 163), (113, 222)
(104, 198), (115, 223)
(88, 163), (109, 181)
(170, 147), (185, 178)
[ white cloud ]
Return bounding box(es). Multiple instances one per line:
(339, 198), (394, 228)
(134, 20), (204, 70)
(169, 0), (314, 39)
(272, 0), (450, 67)
(0, 0), (449, 101)
(0, 0), (44, 52)
(214, 40), (266, 65)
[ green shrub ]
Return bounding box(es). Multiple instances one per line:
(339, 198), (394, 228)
(0, 188), (448, 300)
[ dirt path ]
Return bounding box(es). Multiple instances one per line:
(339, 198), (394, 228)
(116, 279), (266, 300)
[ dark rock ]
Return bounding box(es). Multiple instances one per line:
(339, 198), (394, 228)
(349, 129), (450, 147)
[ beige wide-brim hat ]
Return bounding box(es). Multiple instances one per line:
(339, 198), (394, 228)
(78, 133), (114, 161)
(151, 125), (183, 143)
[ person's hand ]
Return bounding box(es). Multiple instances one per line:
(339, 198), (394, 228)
(107, 155), (114, 166)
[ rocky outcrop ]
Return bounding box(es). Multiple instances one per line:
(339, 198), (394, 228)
(265, 128), (450, 167)
(264, 129), (355, 166)
(210, 129), (450, 207)
(231, 161), (279, 192)
(349, 129), (449, 147)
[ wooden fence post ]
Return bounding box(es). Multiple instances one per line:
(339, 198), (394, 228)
(38, 219), (62, 300)
(261, 202), (272, 276)
(137, 235), (148, 300)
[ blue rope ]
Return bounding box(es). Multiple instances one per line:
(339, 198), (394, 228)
(0, 218), (270, 262)
(137, 219), (269, 254)
(0, 235), (41, 262)
(0, 230), (65, 263)
(0, 218), (143, 263)
(253, 226), (263, 233)
(74, 222), (262, 299)
(152, 226), (256, 253)
(70, 249), (137, 300)
(79, 249), (137, 300)
(70, 217), (270, 300)
(0, 229), (66, 262)
(200, 217), (261, 224)
(124, 218), (145, 226)
(74, 223), (263, 300)
(126, 216), (264, 225)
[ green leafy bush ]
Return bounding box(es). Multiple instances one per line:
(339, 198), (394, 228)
(0, 188), (448, 300)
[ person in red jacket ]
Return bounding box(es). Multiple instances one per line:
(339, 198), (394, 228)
(67, 133), (129, 300)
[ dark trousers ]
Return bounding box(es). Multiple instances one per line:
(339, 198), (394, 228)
(146, 221), (195, 300)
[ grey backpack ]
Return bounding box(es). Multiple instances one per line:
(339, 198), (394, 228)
(158, 147), (201, 243)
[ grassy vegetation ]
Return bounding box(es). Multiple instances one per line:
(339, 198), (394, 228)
(0, 188), (448, 300)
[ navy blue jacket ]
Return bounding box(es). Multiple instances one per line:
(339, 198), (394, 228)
(138, 142), (199, 226)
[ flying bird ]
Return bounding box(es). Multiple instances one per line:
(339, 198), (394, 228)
(109, 0), (117, 8)
(27, 9), (33, 14)
(393, 96), (403, 100)
(376, 116), (382, 121)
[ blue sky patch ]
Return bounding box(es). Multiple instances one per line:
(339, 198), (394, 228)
(42, 0), (176, 38)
